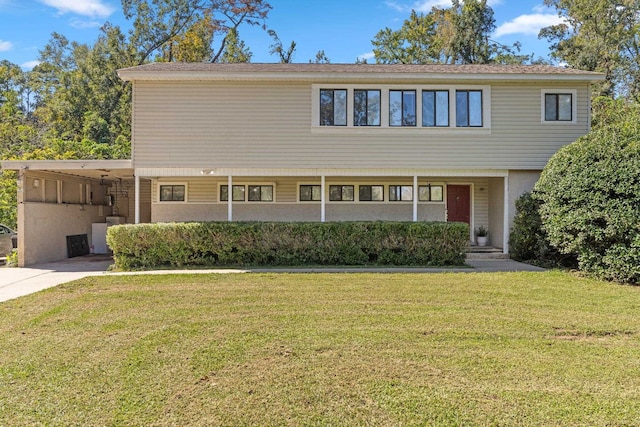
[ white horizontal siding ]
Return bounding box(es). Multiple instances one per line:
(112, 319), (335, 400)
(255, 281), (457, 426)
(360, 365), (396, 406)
(132, 81), (591, 170)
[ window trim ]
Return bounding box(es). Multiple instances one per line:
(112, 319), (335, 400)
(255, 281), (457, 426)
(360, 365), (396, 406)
(541, 89), (577, 124)
(220, 183), (276, 203)
(157, 182), (187, 203)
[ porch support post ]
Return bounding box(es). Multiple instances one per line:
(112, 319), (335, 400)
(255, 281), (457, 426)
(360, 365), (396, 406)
(320, 175), (326, 222)
(503, 175), (509, 254)
(413, 175), (418, 222)
(134, 174), (140, 224)
(227, 175), (233, 222)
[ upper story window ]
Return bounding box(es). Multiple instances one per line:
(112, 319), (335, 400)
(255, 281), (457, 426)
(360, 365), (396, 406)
(422, 90), (449, 127)
(320, 89), (347, 126)
(545, 93), (572, 121)
(389, 90), (416, 126)
(354, 90), (381, 126)
(312, 85), (490, 129)
(159, 184), (186, 202)
(456, 90), (483, 127)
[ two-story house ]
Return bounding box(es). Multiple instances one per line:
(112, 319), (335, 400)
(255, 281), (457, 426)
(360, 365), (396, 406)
(2, 63), (603, 266)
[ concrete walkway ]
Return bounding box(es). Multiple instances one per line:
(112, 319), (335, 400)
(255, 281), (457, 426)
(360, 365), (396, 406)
(0, 255), (545, 303)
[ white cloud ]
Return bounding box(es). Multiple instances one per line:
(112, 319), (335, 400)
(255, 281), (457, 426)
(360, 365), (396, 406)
(21, 60), (41, 70)
(357, 52), (376, 61)
(0, 40), (13, 51)
(388, 0), (502, 13)
(39, 0), (114, 18)
(494, 13), (564, 37)
(70, 18), (102, 29)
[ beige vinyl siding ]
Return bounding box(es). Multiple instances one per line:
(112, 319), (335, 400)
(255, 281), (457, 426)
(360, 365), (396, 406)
(132, 81), (590, 171)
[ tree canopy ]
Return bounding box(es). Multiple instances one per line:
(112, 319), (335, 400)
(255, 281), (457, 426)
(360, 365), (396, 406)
(372, 0), (531, 64)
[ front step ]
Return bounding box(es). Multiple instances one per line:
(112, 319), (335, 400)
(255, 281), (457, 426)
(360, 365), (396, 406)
(465, 246), (510, 260)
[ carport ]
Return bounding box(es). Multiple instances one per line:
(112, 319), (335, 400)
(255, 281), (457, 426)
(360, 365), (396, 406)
(0, 160), (150, 267)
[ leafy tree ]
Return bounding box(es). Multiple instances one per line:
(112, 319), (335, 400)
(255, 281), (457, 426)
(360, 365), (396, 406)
(534, 99), (640, 283)
(310, 50), (330, 64)
(220, 28), (252, 63)
(268, 29), (296, 63)
(372, 0), (530, 64)
(540, 0), (640, 99)
(122, 0), (271, 63)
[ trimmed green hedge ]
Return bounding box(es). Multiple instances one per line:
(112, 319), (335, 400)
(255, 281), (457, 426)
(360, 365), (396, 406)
(107, 221), (469, 270)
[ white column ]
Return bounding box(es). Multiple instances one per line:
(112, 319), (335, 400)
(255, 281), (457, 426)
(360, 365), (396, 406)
(320, 175), (326, 222)
(228, 175), (233, 222)
(503, 175), (509, 254)
(134, 174), (140, 224)
(413, 175), (418, 222)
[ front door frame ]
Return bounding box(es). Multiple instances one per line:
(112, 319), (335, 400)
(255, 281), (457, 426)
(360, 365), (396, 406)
(446, 182), (475, 243)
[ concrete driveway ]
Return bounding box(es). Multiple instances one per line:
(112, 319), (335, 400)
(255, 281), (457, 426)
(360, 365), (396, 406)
(0, 256), (544, 303)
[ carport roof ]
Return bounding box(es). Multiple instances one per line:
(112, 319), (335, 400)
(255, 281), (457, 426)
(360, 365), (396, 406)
(0, 160), (134, 181)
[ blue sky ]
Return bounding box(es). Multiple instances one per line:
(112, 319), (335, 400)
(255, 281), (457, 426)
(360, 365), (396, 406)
(0, 0), (564, 69)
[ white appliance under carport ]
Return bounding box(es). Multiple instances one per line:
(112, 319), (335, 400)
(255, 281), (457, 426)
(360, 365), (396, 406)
(92, 216), (126, 254)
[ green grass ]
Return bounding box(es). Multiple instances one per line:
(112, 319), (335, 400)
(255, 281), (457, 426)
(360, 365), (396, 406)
(1, 271), (639, 426)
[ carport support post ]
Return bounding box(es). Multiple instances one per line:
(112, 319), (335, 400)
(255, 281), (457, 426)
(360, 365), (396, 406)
(134, 174), (140, 224)
(413, 175), (418, 222)
(321, 175), (326, 222)
(227, 176), (233, 222)
(503, 175), (509, 254)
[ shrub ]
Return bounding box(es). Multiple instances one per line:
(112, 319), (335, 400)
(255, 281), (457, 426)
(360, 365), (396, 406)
(107, 221), (469, 270)
(509, 192), (575, 268)
(534, 116), (640, 284)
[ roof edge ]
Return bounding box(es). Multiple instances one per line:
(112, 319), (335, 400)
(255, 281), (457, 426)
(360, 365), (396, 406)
(117, 70), (605, 83)
(1, 159), (133, 171)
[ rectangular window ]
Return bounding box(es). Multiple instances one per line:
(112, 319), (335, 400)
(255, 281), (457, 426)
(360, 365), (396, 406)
(359, 185), (384, 201)
(320, 89), (347, 126)
(329, 185), (354, 201)
(248, 185), (274, 202)
(220, 185), (246, 202)
(456, 90), (483, 127)
(422, 90), (449, 127)
(389, 90), (416, 126)
(418, 185), (444, 202)
(354, 90), (381, 126)
(300, 185), (321, 201)
(389, 185), (413, 201)
(545, 93), (572, 121)
(159, 185), (185, 202)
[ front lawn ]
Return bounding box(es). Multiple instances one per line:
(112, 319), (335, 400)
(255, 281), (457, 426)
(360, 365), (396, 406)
(1, 272), (639, 425)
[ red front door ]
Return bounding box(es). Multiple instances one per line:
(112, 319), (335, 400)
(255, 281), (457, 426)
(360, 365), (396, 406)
(447, 185), (471, 224)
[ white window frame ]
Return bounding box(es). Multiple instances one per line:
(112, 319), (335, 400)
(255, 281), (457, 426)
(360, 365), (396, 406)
(157, 182), (188, 203)
(541, 89), (577, 125)
(219, 183), (276, 203)
(312, 84), (491, 131)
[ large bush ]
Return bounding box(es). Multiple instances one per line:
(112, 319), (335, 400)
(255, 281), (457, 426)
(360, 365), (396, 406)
(534, 111), (640, 284)
(509, 192), (575, 268)
(107, 221), (469, 270)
